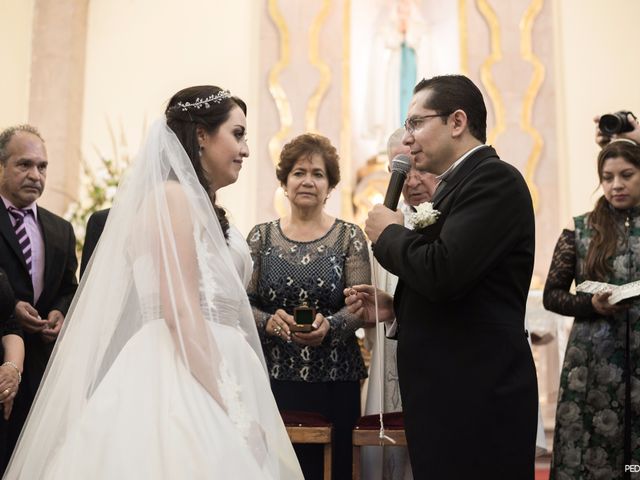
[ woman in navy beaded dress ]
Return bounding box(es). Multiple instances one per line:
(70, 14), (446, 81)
(247, 133), (371, 480)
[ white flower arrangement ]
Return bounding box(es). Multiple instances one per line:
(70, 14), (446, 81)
(65, 121), (139, 256)
(65, 155), (130, 256)
(408, 201), (441, 230)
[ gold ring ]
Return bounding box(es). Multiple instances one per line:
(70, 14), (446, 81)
(3, 389), (9, 396)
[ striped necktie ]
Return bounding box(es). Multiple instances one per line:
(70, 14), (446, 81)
(7, 206), (33, 276)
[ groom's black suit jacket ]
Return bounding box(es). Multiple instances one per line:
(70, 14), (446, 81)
(0, 200), (77, 467)
(374, 146), (537, 479)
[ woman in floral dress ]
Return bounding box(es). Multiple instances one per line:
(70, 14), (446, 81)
(544, 140), (640, 479)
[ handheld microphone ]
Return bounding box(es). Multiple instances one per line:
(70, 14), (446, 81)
(383, 154), (412, 210)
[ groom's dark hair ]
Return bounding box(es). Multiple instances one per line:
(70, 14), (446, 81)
(165, 85), (246, 239)
(414, 75), (487, 143)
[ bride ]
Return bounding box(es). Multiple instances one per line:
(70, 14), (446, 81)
(4, 86), (303, 479)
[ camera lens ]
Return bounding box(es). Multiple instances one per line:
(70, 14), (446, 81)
(599, 111), (635, 135)
(599, 114), (623, 135)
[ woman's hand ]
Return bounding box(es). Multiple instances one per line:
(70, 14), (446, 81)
(594, 115), (611, 148)
(0, 364), (19, 420)
(291, 313), (330, 347)
(591, 291), (629, 316)
(344, 285), (395, 325)
(266, 309), (294, 342)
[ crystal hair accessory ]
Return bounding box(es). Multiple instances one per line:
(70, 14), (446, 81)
(170, 90), (232, 112)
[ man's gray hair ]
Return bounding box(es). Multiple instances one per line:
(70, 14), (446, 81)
(0, 125), (44, 164)
(386, 127), (406, 159)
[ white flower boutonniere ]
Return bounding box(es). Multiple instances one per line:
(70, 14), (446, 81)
(408, 202), (441, 230)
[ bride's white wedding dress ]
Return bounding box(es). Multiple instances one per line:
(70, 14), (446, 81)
(42, 228), (295, 479)
(4, 120), (303, 479)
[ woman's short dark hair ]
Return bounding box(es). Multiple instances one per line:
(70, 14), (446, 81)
(586, 140), (640, 280)
(165, 85), (246, 239)
(276, 133), (340, 188)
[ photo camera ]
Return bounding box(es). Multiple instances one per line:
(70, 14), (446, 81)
(599, 110), (636, 136)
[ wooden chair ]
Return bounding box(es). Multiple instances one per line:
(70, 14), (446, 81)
(281, 410), (333, 480)
(352, 412), (407, 480)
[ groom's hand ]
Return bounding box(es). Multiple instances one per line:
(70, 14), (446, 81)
(365, 205), (404, 243)
(344, 285), (395, 325)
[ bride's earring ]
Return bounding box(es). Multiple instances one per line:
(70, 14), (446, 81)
(199, 146), (204, 157)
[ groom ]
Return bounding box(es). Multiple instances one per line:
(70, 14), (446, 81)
(347, 75), (538, 479)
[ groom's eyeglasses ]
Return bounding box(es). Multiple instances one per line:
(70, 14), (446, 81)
(404, 112), (452, 134)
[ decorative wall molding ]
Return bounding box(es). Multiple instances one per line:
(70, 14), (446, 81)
(476, 0), (506, 146)
(266, 0), (293, 216)
(340, 0), (353, 221)
(305, 0), (332, 133)
(519, 0), (545, 212)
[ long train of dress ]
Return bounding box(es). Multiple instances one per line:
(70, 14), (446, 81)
(42, 318), (298, 479)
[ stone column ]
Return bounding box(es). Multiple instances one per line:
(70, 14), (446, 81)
(28, 0), (89, 216)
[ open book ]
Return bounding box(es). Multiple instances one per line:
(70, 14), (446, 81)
(576, 280), (640, 304)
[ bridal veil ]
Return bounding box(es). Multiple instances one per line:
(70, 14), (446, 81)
(5, 119), (302, 479)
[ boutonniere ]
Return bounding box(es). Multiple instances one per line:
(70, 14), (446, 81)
(408, 202), (441, 230)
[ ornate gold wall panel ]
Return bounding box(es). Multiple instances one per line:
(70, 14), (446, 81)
(340, 0), (353, 221)
(267, 0), (293, 216)
(305, 0), (332, 133)
(476, 0), (506, 146)
(458, 0), (469, 75)
(458, 0), (558, 287)
(519, 0), (545, 212)
(267, 0), (293, 170)
(259, 0), (348, 222)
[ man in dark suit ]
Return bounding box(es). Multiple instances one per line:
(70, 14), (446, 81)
(347, 75), (537, 479)
(80, 208), (109, 278)
(0, 125), (77, 469)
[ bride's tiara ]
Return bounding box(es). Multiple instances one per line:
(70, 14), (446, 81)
(169, 90), (232, 112)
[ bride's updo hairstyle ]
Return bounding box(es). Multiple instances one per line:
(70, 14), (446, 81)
(165, 85), (247, 239)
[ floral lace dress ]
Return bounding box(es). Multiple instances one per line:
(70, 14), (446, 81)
(544, 210), (640, 480)
(247, 219), (370, 382)
(247, 218), (371, 480)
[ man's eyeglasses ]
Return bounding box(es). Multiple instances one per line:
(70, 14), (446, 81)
(404, 112), (452, 134)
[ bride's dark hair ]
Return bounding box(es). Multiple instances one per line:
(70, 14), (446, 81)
(165, 85), (247, 239)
